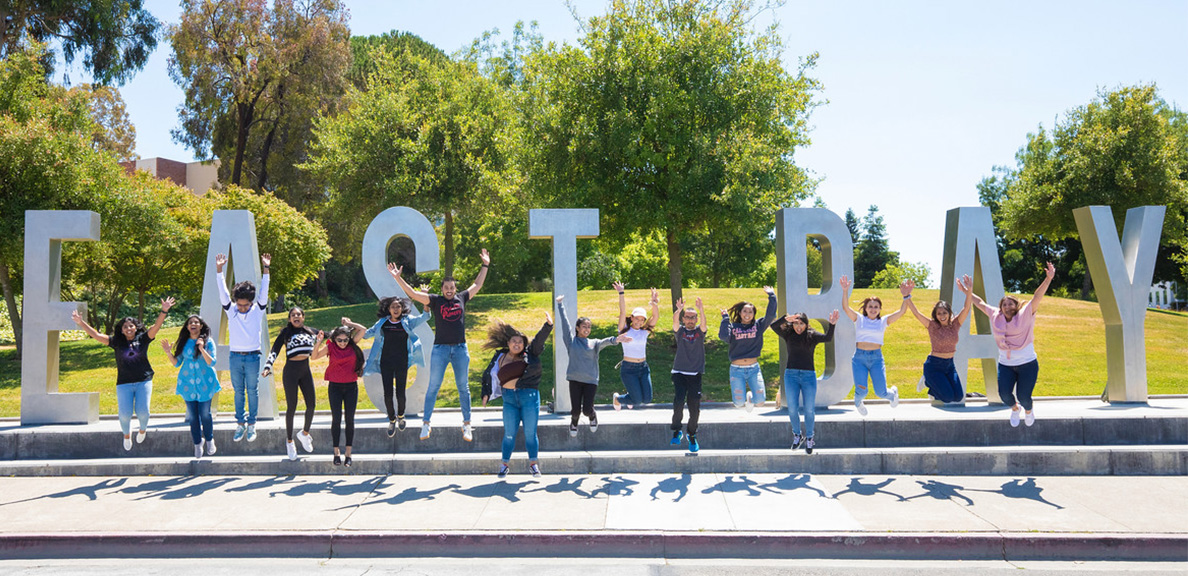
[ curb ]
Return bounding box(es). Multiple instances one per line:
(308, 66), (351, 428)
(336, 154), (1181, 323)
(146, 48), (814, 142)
(1, 531), (1185, 561)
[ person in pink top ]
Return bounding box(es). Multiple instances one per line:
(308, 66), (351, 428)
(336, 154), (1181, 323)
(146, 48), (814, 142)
(969, 262), (1056, 427)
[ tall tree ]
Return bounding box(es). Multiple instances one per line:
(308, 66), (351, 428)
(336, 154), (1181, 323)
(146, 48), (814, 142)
(72, 83), (137, 161)
(520, 0), (820, 305)
(853, 205), (899, 288)
(844, 207), (860, 246)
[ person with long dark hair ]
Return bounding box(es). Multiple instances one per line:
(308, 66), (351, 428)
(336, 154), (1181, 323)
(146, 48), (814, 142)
(480, 314), (553, 478)
(71, 297), (175, 451)
(262, 307), (323, 461)
(902, 275), (975, 403)
(554, 295), (631, 437)
(343, 294), (428, 437)
(161, 315), (219, 459)
(770, 309), (839, 454)
(215, 252), (271, 443)
(611, 281), (660, 411)
(313, 325), (365, 466)
(719, 287), (778, 411)
(838, 276), (912, 416)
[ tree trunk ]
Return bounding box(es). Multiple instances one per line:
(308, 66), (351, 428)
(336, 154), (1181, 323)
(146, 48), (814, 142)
(665, 228), (683, 310)
(1081, 268), (1093, 301)
(0, 260), (22, 359)
(443, 210), (455, 279)
(256, 122), (277, 191)
(316, 268), (329, 300)
(232, 102), (254, 186)
(104, 287), (126, 334)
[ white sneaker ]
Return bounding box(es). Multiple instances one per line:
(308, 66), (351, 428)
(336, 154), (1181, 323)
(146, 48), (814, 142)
(136, 429), (147, 444)
(297, 431), (314, 453)
(1024, 410), (1035, 427)
(744, 390), (754, 413)
(889, 386), (900, 408)
(246, 425), (258, 442)
(1009, 408), (1021, 428)
(612, 393), (622, 411)
(420, 423), (432, 440)
(286, 440), (298, 461)
(205, 438), (217, 456)
(462, 424), (473, 443)
(589, 417), (599, 433)
(917, 376), (927, 393)
(854, 399), (868, 416)
(123, 436), (132, 451)
(194, 443), (204, 459)
(569, 425), (578, 438)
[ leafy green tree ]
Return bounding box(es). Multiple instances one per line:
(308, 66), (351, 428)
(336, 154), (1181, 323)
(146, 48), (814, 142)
(872, 261), (931, 289)
(347, 30), (448, 90)
(853, 205), (899, 288)
(72, 83), (137, 161)
(520, 0), (820, 305)
(844, 207), (860, 246)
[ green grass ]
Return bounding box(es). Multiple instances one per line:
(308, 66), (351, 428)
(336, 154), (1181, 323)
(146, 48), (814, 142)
(1, 288), (1185, 417)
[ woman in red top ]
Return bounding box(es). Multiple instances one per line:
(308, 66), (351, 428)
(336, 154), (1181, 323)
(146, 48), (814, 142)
(313, 325), (365, 466)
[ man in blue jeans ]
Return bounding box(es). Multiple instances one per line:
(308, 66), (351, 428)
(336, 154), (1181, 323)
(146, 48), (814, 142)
(216, 252), (271, 443)
(391, 248), (490, 442)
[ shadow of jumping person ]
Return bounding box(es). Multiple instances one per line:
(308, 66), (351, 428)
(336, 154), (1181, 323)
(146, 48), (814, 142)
(523, 477), (594, 499)
(903, 479), (974, 506)
(650, 473), (693, 502)
(831, 477), (906, 501)
(453, 480), (534, 503)
(334, 483), (463, 509)
(700, 475), (763, 497)
(757, 474), (828, 498)
(592, 476), (640, 498)
(969, 477), (1064, 509)
(0, 478), (128, 506)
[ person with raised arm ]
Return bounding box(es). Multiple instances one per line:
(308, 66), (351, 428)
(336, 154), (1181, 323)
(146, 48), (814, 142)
(215, 252), (271, 443)
(770, 307), (840, 454)
(479, 314), (554, 478)
(161, 315), (219, 459)
(902, 275), (975, 403)
(718, 286), (778, 411)
(611, 282), (661, 411)
(390, 249), (490, 442)
(968, 262), (1056, 427)
(669, 296), (707, 453)
(312, 324), (365, 467)
(838, 275), (912, 416)
(343, 292), (428, 437)
(262, 307), (323, 461)
(71, 297), (175, 451)
(554, 295), (632, 437)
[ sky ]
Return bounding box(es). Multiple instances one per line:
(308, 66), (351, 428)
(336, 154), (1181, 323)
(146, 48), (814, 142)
(81, 0), (1188, 286)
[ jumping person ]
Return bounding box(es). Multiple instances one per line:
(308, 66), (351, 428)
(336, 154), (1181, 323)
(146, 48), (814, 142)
(343, 293), (428, 437)
(390, 249), (490, 442)
(262, 307), (323, 461)
(770, 309), (839, 454)
(555, 295), (631, 437)
(70, 297), (175, 451)
(838, 276), (911, 416)
(611, 281), (660, 410)
(670, 296), (707, 453)
(480, 314), (553, 478)
(215, 252), (271, 443)
(969, 262), (1056, 427)
(312, 325), (365, 467)
(719, 286), (778, 411)
(161, 315), (219, 459)
(902, 275), (975, 403)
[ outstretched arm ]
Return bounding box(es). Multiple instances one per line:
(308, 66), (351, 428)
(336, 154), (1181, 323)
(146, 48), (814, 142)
(146, 297), (175, 339)
(885, 281), (914, 325)
(71, 310), (109, 345)
(614, 281), (627, 332)
(160, 339), (178, 367)
(954, 275), (975, 325)
(389, 263), (430, 305)
(311, 331), (329, 360)
(696, 297), (706, 332)
(760, 286), (777, 327)
(466, 249), (491, 299)
(257, 253), (271, 306)
(528, 313), (554, 357)
(904, 294), (930, 328)
(556, 296), (574, 350)
(341, 317), (367, 342)
(838, 275), (859, 322)
(1027, 262), (1056, 313)
(672, 297), (684, 332)
(648, 288), (660, 329)
(214, 253), (232, 307)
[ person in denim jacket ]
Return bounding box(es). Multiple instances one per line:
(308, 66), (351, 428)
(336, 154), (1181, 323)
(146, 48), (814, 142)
(343, 297), (428, 437)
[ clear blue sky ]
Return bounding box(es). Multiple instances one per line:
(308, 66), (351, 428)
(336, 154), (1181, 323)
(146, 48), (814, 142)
(98, 0), (1188, 286)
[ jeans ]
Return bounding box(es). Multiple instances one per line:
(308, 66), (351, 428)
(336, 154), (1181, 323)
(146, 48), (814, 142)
(728, 364), (766, 407)
(116, 380), (152, 436)
(783, 369), (817, 438)
(228, 351), (261, 425)
(569, 380), (598, 425)
(671, 373), (702, 435)
(998, 360), (1039, 411)
(618, 361), (652, 407)
(923, 355), (964, 403)
(501, 388), (540, 461)
(185, 400), (213, 445)
(425, 343), (472, 423)
(852, 348), (892, 401)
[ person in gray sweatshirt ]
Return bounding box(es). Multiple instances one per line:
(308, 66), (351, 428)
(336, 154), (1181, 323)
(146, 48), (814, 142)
(718, 287), (777, 411)
(555, 295), (632, 437)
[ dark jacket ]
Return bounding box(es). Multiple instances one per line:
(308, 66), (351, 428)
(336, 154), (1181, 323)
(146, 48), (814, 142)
(481, 322), (553, 399)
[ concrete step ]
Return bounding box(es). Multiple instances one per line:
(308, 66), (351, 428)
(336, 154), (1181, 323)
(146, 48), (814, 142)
(2, 445), (1184, 477)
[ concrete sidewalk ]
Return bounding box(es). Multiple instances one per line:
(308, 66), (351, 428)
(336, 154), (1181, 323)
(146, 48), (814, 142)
(1, 473), (1185, 560)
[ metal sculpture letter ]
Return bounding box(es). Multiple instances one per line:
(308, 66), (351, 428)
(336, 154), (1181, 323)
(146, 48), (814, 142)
(198, 210), (279, 419)
(775, 208), (855, 406)
(939, 207), (1006, 404)
(20, 211), (102, 425)
(1073, 205), (1165, 403)
(529, 209), (600, 413)
(360, 207), (440, 415)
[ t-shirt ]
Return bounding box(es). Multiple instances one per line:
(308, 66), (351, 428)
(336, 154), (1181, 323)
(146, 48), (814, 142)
(855, 315), (888, 345)
(926, 317), (963, 356)
(770, 318), (834, 371)
(428, 292), (471, 345)
(110, 332), (154, 385)
(380, 319), (408, 365)
(325, 342), (359, 383)
(672, 326), (706, 375)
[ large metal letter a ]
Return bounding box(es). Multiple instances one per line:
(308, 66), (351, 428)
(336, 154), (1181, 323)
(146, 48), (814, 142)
(940, 207), (1005, 404)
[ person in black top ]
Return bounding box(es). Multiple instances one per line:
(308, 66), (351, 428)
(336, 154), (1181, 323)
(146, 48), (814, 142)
(263, 307), (323, 461)
(480, 313), (553, 478)
(390, 249), (490, 443)
(71, 297), (175, 451)
(770, 309), (839, 454)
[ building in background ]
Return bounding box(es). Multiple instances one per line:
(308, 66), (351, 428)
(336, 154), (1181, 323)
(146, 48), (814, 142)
(119, 157), (220, 195)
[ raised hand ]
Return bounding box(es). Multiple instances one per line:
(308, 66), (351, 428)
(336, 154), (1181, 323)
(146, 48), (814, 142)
(695, 296), (704, 310)
(900, 280), (915, 297)
(784, 314), (795, 323)
(388, 263), (403, 278)
(70, 310), (84, 326)
(675, 297), (685, 310)
(763, 285), (775, 295)
(555, 295), (564, 302)
(839, 275), (852, 291)
(649, 287), (659, 304)
(613, 281), (625, 294)
(317, 331), (325, 341)
(479, 248), (491, 266)
(958, 275), (974, 294)
(720, 308), (729, 316)
(829, 309), (840, 324)
(1044, 261), (1055, 280)
(261, 253), (272, 267)
(160, 297), (176, 313)
(544, 311), (553, 325)
(341, 316), (352, 326)
(215, 253), (227, 273)
(160, 340), (171, 353)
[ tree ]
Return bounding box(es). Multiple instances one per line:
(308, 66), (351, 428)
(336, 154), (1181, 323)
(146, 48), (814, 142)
(998, 85), (1188, 294)
(520, 0), (820, 305)
(871, 261), (930, 289)
(853, 205), (899, 288)
(844, 207), (860, 246)
(72, 83), (137, 161)
(0, 0), (160, 85)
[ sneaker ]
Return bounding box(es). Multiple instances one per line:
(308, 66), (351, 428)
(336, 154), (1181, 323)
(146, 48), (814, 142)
(589, 417), (598, 433)
(246, 425), (258, 442)
(917, 375), (927, 393)
(286, 441), (298, 461)
(462, 424), (473, 442)
(1024, 410), (1035, 427)
(745, 390), (754, 413)
(498, 463), (509, 478)
(344, 456), (352, 468)
(670, 430), (684, 445)
(1009, 408), (1021, 427)
(855, 398), (868, 416)
(805, 437), (815, 455)
(791, 434), (803, 450)
(398, 416), (407, 431)
(387, 419), (397, 438)
(123, 436), (132, 451)
(529, 463), (542, 478)
(205, 439), (217, 456)
(420, 423), (432, 440)
(298, 431), (314, 453)
(333, 454), (342, 466)
(194, 443), (203, 459)
(889, 386), (900, 408)
(613, 392), (622, 411)
(689, 435), (699, 453)
(569, 424), (578, 438)
(233, 424), (246, 442)
(136, 429), (147, 444)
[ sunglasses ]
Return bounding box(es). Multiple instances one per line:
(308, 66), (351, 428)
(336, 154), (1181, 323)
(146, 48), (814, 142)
(334, 338), (350, 344)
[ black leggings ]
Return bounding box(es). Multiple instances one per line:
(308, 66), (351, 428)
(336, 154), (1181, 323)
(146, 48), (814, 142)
(569, 380), (598, 425)
(380, 359), (409, 420)
(328, 381), (358, 449)
(671, 372), (703, 435)
(283, 359), (316, 440)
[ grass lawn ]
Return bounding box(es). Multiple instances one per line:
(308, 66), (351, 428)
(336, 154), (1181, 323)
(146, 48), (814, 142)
(1, 288), (1185, 417)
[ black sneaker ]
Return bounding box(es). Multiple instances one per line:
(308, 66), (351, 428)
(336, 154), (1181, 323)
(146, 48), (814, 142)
(387, 419), (397, 438)
(397, 416), (407, 431)
(791, 434), (803, 450)
(498, 463), (509, 478)
(569, 424), (578, 438)
(333, 454), (342, 466)
(805, 437), (815, 455)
